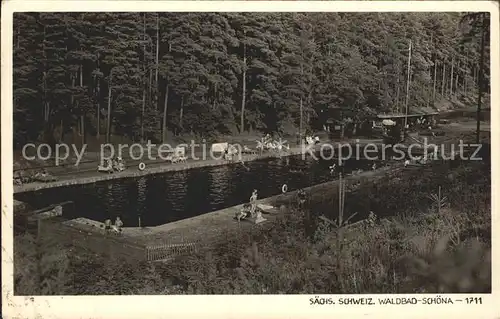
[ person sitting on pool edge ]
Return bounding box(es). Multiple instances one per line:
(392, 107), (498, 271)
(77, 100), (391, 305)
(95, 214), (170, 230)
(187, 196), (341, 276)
(104, 219), (112, 232)
(236, 203), (252, 222)
(297, 189), (307, 209)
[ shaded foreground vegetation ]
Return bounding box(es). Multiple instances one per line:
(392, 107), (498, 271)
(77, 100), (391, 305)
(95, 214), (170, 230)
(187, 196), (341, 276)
(14, 159), (490, 294)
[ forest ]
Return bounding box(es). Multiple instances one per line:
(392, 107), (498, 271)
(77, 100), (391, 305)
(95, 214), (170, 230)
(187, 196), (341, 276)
(13, 12), (490, 148)
(12, 11), (492, 295)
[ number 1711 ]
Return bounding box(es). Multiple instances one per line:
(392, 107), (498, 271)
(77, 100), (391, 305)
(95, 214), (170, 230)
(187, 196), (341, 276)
(465, 297), (482, 304)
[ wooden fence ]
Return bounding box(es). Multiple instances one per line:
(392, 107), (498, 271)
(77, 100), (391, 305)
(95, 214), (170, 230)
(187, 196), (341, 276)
(145, 242), (197, 261)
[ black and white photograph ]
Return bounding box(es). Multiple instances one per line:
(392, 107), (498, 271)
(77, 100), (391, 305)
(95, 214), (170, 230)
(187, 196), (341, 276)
(2, 0), (497, 314)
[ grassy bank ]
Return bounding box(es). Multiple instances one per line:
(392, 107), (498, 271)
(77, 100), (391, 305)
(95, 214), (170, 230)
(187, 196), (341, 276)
(13, 159), (490, 295)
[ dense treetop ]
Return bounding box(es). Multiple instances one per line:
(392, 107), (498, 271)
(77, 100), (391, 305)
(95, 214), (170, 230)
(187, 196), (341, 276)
(13, 12), (490, 147)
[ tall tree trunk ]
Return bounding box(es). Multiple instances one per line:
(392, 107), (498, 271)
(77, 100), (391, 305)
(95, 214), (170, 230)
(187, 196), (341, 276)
(162, 84), (170, 143)
(306, 91), (312, 126)
(476, 13), (487, 144)
(179, 96), (184, 130)
(42, 25), (50, 126)
(71, 72), (76, 143)
(300, 58), (304, 138)
(240, 33), (246, 134)
(428, 34), (433, 108)
(80, 65), (85, 146)
(95, 52), (101, 139)
(455, 60), (460, 95)
(432, 59), (438, 105)
(404, 39), (412, 130)
(155, 13), (160, 112)
(441, 62), (446, 96)
(149, 69), (153, 109)
(306, 54), (314, 128)
(213, 83), (217, 109)
(141, 13), (146, 143)
(395, 72), (401, 113)
(44, 101), (50, 123)
(106, 71), (112, 144)
(449, 56), (454, 96)
(71, 74), (76, 107)
(141, 86), (146, 143)
(59, 119), (64, 142)
(299, 98), (303, 139)
(340, 111), (345, 139)
(463, 53), (469, 94)
(162, 42), (171, 143)
(96, 77), (101, 139)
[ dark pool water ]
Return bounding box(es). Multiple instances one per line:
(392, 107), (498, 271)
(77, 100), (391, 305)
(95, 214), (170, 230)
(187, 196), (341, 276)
(15, 152), (383, 227)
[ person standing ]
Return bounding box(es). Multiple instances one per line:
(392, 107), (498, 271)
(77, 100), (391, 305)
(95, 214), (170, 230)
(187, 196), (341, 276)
(104, 219), (112, 232)
(114, 217), (123, 231)
(250, 189), (258, 217)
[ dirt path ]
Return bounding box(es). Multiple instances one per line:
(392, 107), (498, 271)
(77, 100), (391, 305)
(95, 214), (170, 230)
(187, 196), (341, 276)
(13, 112), (489, 194)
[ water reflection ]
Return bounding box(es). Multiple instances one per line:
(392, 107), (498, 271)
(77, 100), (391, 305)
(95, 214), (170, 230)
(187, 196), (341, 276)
(168, 170), (189, 208)
(185, 170), (211, 215)
(104, 180), (128, 222)
(208, 165), (232, 206)
(136, 176), (147, 220)
(16, 154), (381, 227)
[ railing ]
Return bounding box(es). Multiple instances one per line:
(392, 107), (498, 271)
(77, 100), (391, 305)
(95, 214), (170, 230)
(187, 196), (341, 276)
(145, 242), (197, 261)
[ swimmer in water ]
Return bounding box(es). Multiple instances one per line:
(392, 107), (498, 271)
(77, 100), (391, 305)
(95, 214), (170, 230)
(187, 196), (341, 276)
(240, 160), (250, 171)
(329, 164), (336, 174)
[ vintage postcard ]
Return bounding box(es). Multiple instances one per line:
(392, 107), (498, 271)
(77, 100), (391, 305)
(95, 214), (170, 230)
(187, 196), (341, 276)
(1, 1), (499, 318)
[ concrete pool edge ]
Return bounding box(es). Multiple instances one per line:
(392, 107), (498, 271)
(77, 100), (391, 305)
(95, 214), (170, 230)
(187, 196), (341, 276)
(61, 164), (401, 250)
(14, 141), (384, 194)
(13, 146), (300, 193)
(12, 107), (482, 194)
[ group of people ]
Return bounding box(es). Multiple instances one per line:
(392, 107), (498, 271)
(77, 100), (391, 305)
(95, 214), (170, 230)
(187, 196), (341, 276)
(233, 187), (310, 223)
(305, 135), (320, 145)
(223, 144), (240, 161)
(98, 156), (126, 173)
(257, 134), (289, 151)
(104, 217), (123, 234)
(256, 134), (274, 151)
(14, 168), (57, 185)
(236, 189), (261, 222)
